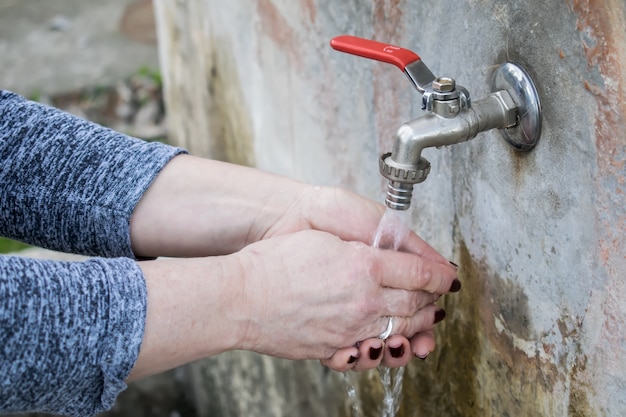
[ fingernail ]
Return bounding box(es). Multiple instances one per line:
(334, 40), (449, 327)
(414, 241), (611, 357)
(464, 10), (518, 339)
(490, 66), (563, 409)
(449, 279), (462, 293)
(417, 354), (429, 361)
(434, 308), (446, 324)
(348, 355), (359, 364)
(449, 260), (459, 270)
(369, 346), (383, 360)
(390, 345), (405, 358)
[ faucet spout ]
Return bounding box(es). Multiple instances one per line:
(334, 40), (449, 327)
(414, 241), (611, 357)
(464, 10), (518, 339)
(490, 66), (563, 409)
(380, 90), (518, 210)
(392, 90), (517, 166)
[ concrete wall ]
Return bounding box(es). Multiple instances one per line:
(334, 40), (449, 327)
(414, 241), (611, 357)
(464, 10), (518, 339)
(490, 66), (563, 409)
(154, 1), (626, 416)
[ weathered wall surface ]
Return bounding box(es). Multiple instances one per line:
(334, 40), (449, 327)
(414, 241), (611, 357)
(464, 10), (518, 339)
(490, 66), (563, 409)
(154, 0), (626, 416)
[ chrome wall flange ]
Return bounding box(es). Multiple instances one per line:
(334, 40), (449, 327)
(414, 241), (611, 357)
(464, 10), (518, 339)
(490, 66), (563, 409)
(491, 63), (542, 151)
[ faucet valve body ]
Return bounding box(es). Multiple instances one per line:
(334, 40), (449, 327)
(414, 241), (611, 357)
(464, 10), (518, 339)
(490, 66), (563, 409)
(330, 35), (542, 210)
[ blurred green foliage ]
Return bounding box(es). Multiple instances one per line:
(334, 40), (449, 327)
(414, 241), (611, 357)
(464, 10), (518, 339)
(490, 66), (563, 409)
(0, 237), (30, 253)
(136, 65), (162, 88)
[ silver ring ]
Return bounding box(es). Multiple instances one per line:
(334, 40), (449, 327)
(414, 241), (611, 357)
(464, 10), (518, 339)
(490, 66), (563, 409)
(378, 317), (394, 340)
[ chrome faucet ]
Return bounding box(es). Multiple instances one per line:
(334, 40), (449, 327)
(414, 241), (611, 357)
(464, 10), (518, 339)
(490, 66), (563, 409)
(330, 35), (542, 210)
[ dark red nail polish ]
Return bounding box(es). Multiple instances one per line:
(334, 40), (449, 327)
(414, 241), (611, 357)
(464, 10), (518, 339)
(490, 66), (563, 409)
(434, 309), (446, 324)
(369, 346), (382, 360)
(390, 345), (405, 358)
(348, 355), (358, 364)
(449, 279), (462, 293)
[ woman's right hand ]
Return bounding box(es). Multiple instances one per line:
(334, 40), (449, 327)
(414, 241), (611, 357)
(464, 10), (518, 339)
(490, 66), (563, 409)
(230, 229), (456, 361)
(128, 228), (458, 380)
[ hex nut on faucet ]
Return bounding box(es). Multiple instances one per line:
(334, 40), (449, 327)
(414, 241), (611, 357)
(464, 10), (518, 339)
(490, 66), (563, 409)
(432, 77), (456, 92)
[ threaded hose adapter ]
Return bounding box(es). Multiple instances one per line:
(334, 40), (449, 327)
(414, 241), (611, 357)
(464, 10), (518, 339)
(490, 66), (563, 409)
(379, 152), (431, 210)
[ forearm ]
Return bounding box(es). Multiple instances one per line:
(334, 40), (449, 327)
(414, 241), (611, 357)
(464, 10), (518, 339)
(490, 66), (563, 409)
(127, 256), (245, 380)
(130, 154), (311, 257)
(128, 154), (448, 268)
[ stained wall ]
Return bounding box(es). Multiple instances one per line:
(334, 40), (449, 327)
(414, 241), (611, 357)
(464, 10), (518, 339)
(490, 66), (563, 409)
(154, 1), (626, 416)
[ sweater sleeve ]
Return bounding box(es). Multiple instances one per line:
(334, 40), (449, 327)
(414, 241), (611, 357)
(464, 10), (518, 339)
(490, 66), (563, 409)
(0, 255), (147, 417)
(0, 90), (188, 416)
(0, 90), (187, 257)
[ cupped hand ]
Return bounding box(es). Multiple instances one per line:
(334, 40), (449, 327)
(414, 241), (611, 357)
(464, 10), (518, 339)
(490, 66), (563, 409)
(257, 185), (451, 267)
(321, 315), (445, 372)
(257, 186), (458, 370)
(231, 229), (457, 363)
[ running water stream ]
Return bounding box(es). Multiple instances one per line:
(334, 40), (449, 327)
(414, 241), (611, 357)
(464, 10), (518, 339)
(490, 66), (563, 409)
(345, 208), (412, 417)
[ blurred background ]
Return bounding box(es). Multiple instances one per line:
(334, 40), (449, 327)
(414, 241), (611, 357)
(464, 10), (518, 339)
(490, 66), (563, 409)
(0, 0), (166, 143)
(1, 1), (194, 416)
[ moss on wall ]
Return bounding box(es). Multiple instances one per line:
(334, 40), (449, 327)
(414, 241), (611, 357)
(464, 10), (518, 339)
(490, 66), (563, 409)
(395, 242), (600, 417)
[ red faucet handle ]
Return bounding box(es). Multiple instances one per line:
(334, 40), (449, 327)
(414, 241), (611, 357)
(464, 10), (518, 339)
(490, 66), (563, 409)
(330, 35), (420, 71)
(330, 35), (436, 94)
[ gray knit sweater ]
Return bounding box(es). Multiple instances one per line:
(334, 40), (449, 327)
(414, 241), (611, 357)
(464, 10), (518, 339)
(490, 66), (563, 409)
(0, 90), (186, 416)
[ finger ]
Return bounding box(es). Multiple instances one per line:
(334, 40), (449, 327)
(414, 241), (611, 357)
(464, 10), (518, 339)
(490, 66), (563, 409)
(305, 187), (457, 271)
(381, 288), (440, 317)
(352, 338), (385, 371)
(391, 304), (446, 336)
(372, 249), (459, 294)
(320, 346), (360, 372)
(409, 330), (436, 360)
(399, 231), (453, 266)
(353, 315), (394, 345)
(358, 305), (443, 343)
(305, 187), (385, 244)
(382, 335), (412, 367)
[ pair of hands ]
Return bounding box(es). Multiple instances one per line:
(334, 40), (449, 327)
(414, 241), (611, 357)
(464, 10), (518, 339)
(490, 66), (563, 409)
(129, 155), (459, 379)
(233, 187), (459, 372)
(235, 226), (459, 372)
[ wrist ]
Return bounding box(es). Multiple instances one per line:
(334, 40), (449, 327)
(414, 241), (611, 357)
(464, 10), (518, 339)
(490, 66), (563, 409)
(130, 255), (247, 380)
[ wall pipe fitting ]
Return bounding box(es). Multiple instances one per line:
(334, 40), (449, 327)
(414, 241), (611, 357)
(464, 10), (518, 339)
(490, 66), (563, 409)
(330, 35), (542, 210)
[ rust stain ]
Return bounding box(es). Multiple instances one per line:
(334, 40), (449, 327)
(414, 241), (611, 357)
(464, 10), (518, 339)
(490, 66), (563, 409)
(257, 0), (291, 45)
(569, 3), (626, 250)
(371, 0), (411, 155)
(568, 0), (626, 174)
(373, 0), (404, 39)
(568, 0), (626, 404)
(302, 0), (317, 24)
(569, 355), (597, 417)
(568, 2), (626, 245)
(256, 0), (303, 69)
